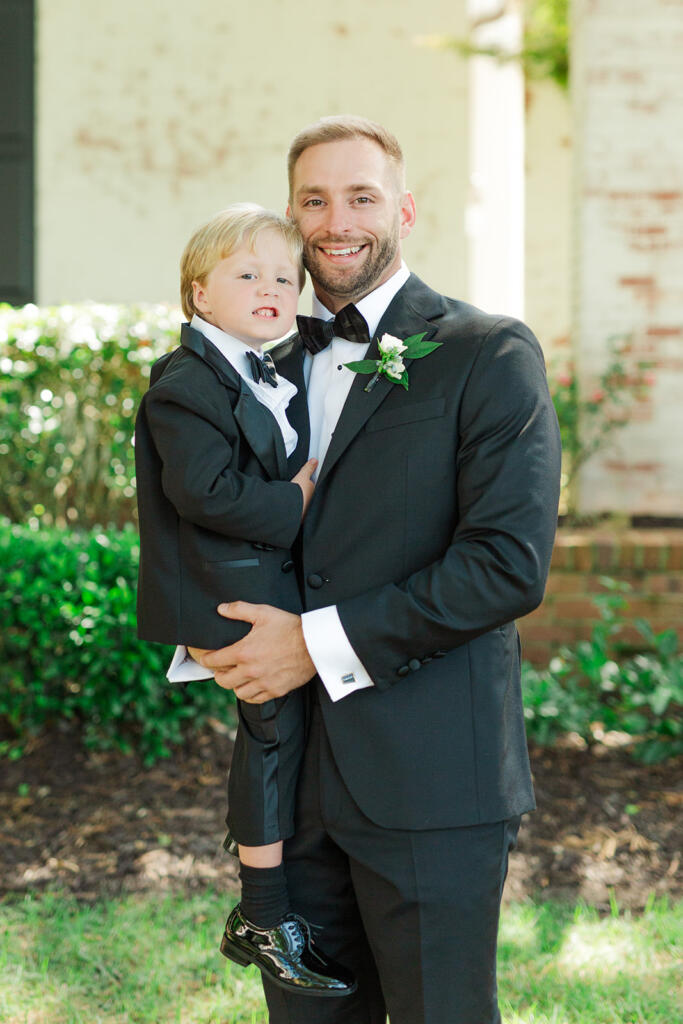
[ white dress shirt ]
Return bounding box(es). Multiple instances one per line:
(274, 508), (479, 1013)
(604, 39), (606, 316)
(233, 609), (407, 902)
(300, 262), (410, 701)
(168, 265), (411, 696)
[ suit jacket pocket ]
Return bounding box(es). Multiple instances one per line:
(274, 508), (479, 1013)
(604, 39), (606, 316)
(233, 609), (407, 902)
(202, 557), (260, 569)
(365, 397), (446, 433)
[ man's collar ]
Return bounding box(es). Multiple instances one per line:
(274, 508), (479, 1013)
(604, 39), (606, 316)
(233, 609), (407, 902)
(311, 261), (410, 338)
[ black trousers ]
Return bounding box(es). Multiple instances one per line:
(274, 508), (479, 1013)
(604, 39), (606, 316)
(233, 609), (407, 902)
(264, 694), (520, 1024)
(226, 689), (306, 847)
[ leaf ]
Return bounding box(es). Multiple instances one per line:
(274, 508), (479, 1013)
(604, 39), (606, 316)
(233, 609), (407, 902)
(344, 359), (379, 374)
(398, 371), (410, 391)
(404, 340), (443, 359)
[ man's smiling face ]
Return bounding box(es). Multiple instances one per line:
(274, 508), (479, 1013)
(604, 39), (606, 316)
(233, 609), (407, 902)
(288, 138), (415, 312)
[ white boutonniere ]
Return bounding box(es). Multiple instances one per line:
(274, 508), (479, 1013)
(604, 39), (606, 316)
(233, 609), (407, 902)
(344, 332), (442, 392)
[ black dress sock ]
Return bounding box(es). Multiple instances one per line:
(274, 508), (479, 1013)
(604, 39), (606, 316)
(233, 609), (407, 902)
(239, 862), (291, 929)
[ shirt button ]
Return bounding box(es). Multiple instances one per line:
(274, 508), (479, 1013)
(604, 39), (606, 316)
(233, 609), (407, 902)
(306, 573), (326, 589)
(337, 364), (343, 371)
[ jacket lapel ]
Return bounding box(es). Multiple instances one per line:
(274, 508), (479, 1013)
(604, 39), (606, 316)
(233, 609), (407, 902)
(315, 275), (445, 487)
(180, 324), (288, 480)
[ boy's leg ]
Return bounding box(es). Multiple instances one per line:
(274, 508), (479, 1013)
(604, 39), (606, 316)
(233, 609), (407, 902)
(221, 689), (357, 997)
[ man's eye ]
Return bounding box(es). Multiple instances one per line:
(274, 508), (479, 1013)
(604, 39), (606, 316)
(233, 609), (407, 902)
(354, 196), (372, 204)
(303, 198), (323, 207)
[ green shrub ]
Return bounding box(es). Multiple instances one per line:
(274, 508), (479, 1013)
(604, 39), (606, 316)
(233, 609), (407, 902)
(0, 302), (181, 529)
(0, 519), (233, 763)
(523, 579), (683, 762)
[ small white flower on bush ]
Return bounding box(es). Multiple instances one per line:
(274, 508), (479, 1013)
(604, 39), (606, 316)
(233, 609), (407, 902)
(384, 356), (406, 379)
(378, 333), (408, 356)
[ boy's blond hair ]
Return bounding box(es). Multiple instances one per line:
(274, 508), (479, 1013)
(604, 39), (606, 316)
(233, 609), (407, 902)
(287, 115), (406, 199)
(180, 203), (304, 321)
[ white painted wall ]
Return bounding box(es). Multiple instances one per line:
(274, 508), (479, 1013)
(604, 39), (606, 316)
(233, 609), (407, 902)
(36, 0), (469, 307)
(572, 0), (683, 515)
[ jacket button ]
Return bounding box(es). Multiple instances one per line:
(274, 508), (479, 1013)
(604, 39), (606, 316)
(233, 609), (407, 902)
(281, 559), (294, 573)
(408, 658), (421, 672)
(307, 573), (326, 589)
(397, 665), (410, 677)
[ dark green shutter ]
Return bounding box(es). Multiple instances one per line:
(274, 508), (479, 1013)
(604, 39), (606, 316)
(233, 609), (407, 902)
(0, 0), (34, 305)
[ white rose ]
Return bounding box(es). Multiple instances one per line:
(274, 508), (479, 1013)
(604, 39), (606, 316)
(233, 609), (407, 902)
(384, 356), (405, 379)
(378, 333), (407, 356)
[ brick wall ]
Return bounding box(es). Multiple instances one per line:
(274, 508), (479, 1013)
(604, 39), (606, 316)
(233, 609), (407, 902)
(518, 529), (683, 665)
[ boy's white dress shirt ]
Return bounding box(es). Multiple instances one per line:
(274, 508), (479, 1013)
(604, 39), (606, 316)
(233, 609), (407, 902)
(168, 265), (411, 700)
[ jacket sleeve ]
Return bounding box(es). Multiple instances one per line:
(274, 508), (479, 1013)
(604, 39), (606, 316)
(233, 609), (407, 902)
(142, 383), (303, 549)
(336, 319), (562, 689)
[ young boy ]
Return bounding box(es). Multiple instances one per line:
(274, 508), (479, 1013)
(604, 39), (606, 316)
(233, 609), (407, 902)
(134, 204), (355, 998)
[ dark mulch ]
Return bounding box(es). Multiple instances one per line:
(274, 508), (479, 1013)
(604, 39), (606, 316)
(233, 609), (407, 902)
(1, 721), (680, 910)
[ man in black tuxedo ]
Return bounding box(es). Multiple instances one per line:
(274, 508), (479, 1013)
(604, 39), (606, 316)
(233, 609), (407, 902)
(193, 116), (562, 1024)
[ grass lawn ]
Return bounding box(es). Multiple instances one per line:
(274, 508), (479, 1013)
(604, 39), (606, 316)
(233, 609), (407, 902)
(0, 890), (679, 1023)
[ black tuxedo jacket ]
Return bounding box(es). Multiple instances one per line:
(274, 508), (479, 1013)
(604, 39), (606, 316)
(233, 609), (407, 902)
(272, 274), (562, 831)
(135, 324), (308, 649)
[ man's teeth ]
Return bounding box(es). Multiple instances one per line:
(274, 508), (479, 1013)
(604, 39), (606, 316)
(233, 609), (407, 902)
(322, 246), (363, 256)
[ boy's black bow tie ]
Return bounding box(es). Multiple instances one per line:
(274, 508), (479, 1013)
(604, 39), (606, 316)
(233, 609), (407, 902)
(246, 350), (278, 388)
(296, 303), (371, 354)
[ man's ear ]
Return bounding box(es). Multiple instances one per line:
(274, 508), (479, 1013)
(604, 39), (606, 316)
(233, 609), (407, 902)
(399, 191), (416, 240)
(192, 279), (209, 314)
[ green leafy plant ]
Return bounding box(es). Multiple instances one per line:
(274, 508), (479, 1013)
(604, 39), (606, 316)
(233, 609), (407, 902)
(423, 0), (569, 89)
(522, 579), (683, 762)
(0, 302), (182, 529)
(0, 519), (232, 763)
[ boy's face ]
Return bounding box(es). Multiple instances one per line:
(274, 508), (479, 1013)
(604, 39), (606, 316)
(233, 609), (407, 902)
(192, 229), (300, 348)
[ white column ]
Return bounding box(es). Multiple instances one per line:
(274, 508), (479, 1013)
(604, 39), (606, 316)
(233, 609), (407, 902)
(466, 0), (525, 319)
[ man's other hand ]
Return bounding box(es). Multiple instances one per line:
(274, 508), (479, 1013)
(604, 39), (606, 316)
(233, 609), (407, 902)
(196, 603), (316, 703)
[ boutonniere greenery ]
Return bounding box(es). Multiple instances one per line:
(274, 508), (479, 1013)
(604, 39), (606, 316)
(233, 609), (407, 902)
(345, 332), (442, 392)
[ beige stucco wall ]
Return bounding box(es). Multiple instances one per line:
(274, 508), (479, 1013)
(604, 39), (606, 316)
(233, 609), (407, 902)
(36, 0), (469, 307)
(524, 79), (572, 359)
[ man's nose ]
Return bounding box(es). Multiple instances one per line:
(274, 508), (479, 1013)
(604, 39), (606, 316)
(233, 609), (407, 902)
(321, 200), (353, 236)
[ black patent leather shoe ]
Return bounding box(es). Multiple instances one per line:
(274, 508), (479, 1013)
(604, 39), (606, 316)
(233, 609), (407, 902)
(220, 904), (357, 997)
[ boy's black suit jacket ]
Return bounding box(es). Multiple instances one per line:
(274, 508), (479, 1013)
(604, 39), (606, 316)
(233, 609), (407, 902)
(135, 324), (308, 649)
(271, 274), (562, 831)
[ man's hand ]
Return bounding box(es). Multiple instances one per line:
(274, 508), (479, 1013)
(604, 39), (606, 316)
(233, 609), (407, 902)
(195, 602), (317, 703)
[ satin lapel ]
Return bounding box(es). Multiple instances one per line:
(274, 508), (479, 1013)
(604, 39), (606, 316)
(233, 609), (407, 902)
(315, 276), (442, 488)
(180, 324), (287, 480)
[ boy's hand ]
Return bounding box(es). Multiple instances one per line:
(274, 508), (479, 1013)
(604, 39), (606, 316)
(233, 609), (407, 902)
(291, 458), (318, 517)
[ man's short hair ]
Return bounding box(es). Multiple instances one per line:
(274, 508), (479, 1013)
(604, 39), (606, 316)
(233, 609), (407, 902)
(287, 115), (406, 199)
(180, 203), (305, 321)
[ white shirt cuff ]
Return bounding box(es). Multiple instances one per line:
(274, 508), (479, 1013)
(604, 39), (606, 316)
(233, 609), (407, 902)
(166, 645), (215, 682)
(301, 606), (374, 702)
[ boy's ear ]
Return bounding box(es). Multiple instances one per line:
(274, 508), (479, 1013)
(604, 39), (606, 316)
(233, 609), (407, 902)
(191, 279), (209, 313)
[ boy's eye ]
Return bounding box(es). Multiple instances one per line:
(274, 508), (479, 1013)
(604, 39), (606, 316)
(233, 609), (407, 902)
(240, 273), (256, 280)
(277, 277), (293, 285)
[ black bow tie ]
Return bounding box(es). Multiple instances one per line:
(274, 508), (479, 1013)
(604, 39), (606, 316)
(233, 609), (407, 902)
(246, 350), (278, 388)
(296, 303), (371, 354)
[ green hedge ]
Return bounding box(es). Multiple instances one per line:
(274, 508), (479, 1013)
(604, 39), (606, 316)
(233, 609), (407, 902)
(0, 302), (181, 529)
(0, 520), (233, 762)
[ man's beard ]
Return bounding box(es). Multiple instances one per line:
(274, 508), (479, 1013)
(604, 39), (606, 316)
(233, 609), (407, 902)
(302, 230), (399, 302)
